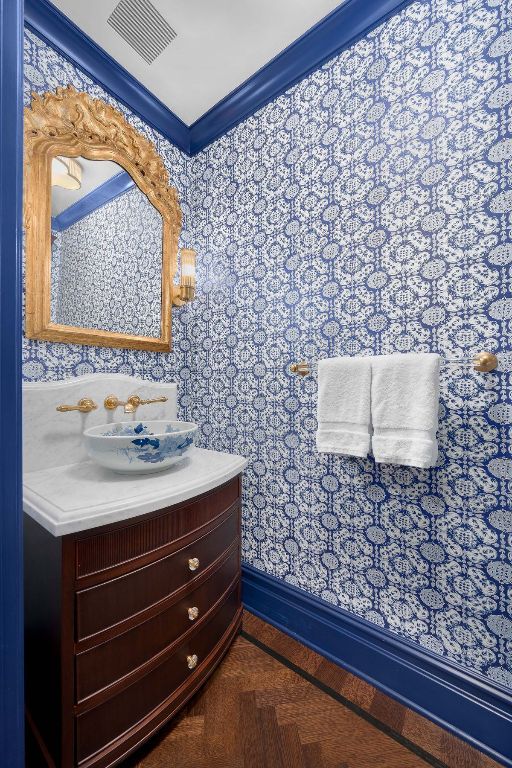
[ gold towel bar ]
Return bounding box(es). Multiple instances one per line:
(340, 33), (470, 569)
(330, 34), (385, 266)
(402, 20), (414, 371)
(290, 351), (499, 377)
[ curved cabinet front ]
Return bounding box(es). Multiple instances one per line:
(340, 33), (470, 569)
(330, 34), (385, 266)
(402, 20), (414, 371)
(24, 475), (242, 768)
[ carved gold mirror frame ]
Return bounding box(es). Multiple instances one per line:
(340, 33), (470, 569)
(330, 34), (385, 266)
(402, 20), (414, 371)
(24, 86), (182, 351)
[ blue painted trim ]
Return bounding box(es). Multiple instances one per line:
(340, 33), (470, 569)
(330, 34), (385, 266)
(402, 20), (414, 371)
(51, 171), (135, 232)
(24, 0), (190, 154)
(242, 564), (512, 768)
(0, 0), (24, 764)
(24, 0), (419, 156)
(189, 0), (416, 153)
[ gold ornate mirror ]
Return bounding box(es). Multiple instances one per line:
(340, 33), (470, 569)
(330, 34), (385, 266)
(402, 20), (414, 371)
(24, 86), (182, 351)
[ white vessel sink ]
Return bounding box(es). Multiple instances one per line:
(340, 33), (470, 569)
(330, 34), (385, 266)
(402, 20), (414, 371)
(84, 420), (198, 474)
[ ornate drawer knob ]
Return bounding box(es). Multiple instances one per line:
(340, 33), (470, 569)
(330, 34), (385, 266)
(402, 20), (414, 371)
(188, 606), (199, 621)
(187, 654), (198, 670)
(188, 557), (200, 571)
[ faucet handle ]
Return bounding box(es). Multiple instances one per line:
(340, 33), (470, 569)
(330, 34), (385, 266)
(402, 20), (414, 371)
(104, 394), (168, 414)
(127, 395), (168, 409)
(56, 398), (97, 413)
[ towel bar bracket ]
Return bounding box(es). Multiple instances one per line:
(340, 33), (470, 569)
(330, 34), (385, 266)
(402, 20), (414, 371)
(289, 362), (310, 377)
(472, 351), (498, 372)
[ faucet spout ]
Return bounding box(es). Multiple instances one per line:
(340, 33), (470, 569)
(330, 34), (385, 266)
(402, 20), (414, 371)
(125, 394), (168, 413)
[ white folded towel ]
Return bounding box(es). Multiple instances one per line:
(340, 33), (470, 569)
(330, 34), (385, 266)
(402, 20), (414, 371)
(371, 353), (440, 468)
(316, 356), (372, 458)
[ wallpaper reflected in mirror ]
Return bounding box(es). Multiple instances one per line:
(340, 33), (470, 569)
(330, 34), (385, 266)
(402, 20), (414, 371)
(50, 156), (163, 337)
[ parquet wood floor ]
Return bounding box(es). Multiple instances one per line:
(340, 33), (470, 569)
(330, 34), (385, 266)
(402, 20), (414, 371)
(25, 612), (504, 768)
(121, 613), (503, 768)
(241, 613), (503, 768)
(126, 633), (430, 768)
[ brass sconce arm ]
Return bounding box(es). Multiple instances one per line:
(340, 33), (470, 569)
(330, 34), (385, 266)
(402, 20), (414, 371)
(172, 284), (195, 306)
(56, 398), (97, 413)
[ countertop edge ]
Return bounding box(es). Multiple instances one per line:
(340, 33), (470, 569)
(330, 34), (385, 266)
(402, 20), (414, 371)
(23, 449), (248, 537)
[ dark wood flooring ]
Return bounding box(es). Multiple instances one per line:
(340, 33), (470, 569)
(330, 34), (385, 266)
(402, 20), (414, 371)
(26, 611), (504, 768)
(125, 633), (429, 768)
(241, 612), (502, 768)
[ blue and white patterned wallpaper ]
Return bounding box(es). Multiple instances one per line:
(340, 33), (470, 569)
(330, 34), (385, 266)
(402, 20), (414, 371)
(51, 186), (163, 336)
(23, 0), (512, 688)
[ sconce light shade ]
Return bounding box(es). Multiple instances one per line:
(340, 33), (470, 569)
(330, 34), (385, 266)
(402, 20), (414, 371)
(181, 248), (196, 286)
(51, 156), (82, 190)
(172, 248), (197, 306)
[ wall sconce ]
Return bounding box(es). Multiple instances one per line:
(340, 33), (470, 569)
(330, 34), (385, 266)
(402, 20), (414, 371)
(172, 248), (196, 306)
(51, 156), (82, 190)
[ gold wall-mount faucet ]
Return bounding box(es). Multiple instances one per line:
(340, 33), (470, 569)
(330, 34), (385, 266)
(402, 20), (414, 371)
(104, 394), (168, 414)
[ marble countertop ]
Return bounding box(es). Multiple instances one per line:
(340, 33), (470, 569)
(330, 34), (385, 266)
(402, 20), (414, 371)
(23, 447), (248, 536)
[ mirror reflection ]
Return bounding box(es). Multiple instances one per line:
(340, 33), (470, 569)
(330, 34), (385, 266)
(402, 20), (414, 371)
(50, 156), (163, 337)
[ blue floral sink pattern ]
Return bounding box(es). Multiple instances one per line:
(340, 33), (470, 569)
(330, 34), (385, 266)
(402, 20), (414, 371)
(84, 421), (198, 474)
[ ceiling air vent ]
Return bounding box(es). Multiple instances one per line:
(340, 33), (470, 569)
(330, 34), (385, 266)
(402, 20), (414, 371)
(107, 0), (177, 65)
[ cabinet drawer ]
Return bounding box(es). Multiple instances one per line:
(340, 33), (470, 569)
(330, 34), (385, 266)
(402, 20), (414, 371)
(75, 477), (240, 579)
(75, 548), (239, 702)
(76, 509), (239, 641)
(76, 588), (240, 765)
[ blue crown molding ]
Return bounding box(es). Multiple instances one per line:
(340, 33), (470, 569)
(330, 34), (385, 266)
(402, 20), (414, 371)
(242, 564), (512, 768)
(0, 0), (25, 765)
(189, 0), (417, 154)
(24, 0), (190, 154)
(51, 171), (135, 232)
(24, 0), (418, 156)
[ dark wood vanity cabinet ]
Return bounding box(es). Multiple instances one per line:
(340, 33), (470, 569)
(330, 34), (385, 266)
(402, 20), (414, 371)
(25, 476), (243, 768)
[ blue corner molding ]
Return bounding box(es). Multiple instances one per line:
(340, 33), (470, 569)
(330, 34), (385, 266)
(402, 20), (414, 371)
(0, 0), (25, 765)
(51, 171), (135, 232)
(24, 0), (418, 156)
(242, 564), (512, 768)
(24, 0), (190, 154)
(189, 0), (416, 153)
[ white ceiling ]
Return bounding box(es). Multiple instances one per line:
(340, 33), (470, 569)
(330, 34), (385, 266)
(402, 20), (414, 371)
(52, 157), (124, 215)
(51, 0), (343, 125)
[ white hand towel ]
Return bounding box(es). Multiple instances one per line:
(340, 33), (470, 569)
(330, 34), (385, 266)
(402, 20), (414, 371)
(316, 357), (371, 458)
(371, 353), (440, 468)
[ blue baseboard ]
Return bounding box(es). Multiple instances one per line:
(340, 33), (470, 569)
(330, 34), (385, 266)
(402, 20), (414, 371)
(242, 564), (512, 768)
